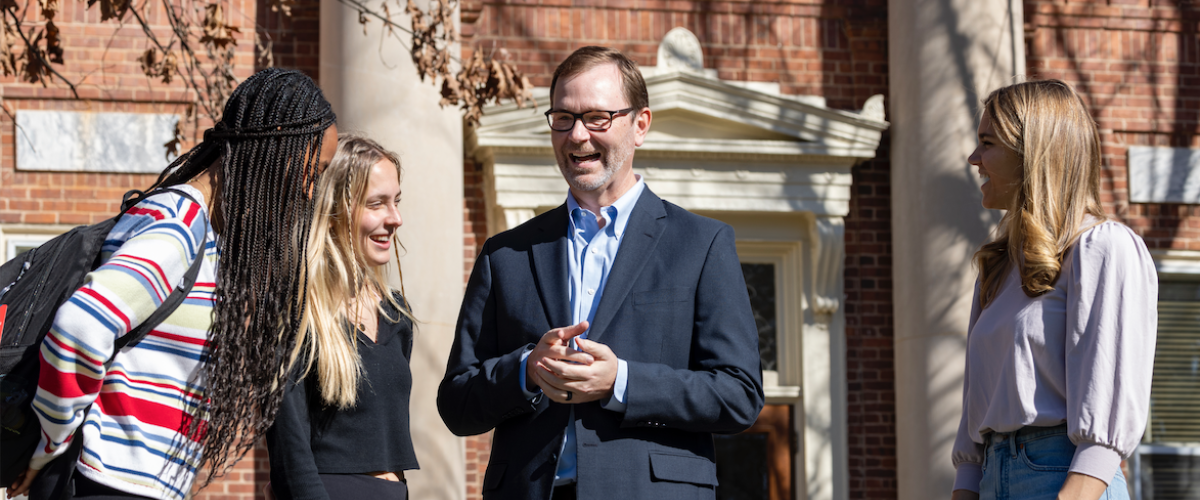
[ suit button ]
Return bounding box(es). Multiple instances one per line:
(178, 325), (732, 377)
(551, 453), (559, 462)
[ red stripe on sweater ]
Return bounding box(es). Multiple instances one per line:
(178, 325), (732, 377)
(148, 330), (209, 346)
(96, 391), (203, 444)
(108, 262), (165, 302)
(126, 207), (166, 220)
(37, 339), (104, 398)
(125, 255), (172, 295)
(79, 287), (133, 331)
(182, 200), (201, 226)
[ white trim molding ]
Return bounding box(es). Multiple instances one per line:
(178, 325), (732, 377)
(1152, 249), (1200, 276)
(471, 72), (888, 231)
(0, 224), (74, 262)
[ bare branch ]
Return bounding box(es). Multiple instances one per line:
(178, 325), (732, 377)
(2, 5), (78, 97)
(334, 0), (414, 38)
(0, 0), (534, 152)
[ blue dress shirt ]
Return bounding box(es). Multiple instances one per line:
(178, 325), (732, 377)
(518, 177), (645, 486)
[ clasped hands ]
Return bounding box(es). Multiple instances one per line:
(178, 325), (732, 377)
(525, 321), (619, 404)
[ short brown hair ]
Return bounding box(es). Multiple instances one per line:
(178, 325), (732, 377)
(550, 46), (649, 112)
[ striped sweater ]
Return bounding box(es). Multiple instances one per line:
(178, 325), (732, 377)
(31, 185), (218, 500)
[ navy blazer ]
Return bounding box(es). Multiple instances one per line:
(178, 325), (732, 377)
(437, 187), (765, 499)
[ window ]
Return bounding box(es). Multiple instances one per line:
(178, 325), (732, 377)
(0, 226), (66, 263)
(742, 262), (779, 372)
(735, 241), (802, 400)
(1133, 276), (1200, 500)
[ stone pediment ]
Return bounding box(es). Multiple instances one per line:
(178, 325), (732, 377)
(472, 71), (888, 160)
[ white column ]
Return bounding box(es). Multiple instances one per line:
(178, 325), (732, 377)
(321, 2), (465, 499)
(887, 1), (1023, 499)
(802, 215), (847, 500)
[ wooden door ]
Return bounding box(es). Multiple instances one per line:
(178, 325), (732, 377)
(714, 404), (794, 500)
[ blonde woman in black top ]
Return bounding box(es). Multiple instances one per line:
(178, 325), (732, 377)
(266, 134), (418, 500)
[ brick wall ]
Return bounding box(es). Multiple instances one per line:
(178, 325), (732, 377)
(463, 156), (489, 282)
(256, 0), (322, 77)
(1, 0), (316, 498)
(844, 139), (897, 500)
(191, 440), (271, 500)
(1024, 0), (1200, 250)
(0, 0), (258, 224)
(461, 151), (494, 498)
(461, 0), (887, 107)
(459, 1), (896, 499)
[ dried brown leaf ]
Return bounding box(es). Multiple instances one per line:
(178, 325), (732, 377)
(22, 32), (50, 84)
(159, 50), (177, 83)
(439, 76), (459, 106)
(138, 47), (157, 76)
(163, 120), (184, 159)
(0, 20), (18, 76)
(97, 0), (129, 22)
(38, 0), (58, 18)
(200, 3), (240, 50)
(406, 0), (426, 33)
(380, 2), (395, 37)
(44, 20), (62, 64)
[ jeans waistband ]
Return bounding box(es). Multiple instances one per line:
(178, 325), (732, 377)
(985, 423), (1068, 445)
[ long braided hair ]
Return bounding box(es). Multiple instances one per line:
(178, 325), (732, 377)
(150, 67), (336, 482)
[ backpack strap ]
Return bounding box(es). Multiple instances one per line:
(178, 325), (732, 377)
(111, 187), (210, 353)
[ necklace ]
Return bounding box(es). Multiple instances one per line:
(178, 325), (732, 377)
(350, 288), (379, 335)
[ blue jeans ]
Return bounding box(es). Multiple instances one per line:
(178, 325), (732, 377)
(980, 424), (1130, 500)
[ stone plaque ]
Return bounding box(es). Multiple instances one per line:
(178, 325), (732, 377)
(657, 27), (704, 74)
(1129, 146), (1200, 204)
(16, 110), (179, 173)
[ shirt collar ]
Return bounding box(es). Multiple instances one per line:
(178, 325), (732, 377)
(566, 175), (646, 239)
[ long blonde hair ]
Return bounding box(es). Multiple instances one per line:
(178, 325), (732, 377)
(295, 133), (414, 408)
(974, 79), (1108, 308)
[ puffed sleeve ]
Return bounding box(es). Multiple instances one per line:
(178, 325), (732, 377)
(1063, 222), (1157, 483)
(952, 282), (985, 493)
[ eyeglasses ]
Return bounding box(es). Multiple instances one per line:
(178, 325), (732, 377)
(544, 107), (636, 132)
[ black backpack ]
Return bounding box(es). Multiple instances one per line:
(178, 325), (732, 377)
(0, 188), (208, 488)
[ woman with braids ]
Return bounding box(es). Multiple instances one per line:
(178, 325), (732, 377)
(950, 79), (1157, 500)
(6, 67), (337, 500)
(265, 134), (417, 500)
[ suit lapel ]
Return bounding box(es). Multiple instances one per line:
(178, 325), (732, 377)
(587, 188), (667, 343)
(530, 205), (572, 329)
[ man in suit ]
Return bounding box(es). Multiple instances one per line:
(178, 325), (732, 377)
(437, 46), (764, 500)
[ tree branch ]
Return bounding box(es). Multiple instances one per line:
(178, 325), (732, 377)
(3, 5), (79, 98)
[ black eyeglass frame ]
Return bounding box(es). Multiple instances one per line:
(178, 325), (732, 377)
(544, 107), (638, 132)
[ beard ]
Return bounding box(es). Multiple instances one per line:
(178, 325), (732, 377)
(555, 136), (635, 193)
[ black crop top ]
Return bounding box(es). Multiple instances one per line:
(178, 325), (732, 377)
(266, 296), (419, 500)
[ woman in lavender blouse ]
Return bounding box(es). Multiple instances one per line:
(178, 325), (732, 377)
(950, 80), (1158, 500)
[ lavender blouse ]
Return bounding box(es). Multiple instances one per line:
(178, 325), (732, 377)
(952, 220), (1158, 492)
